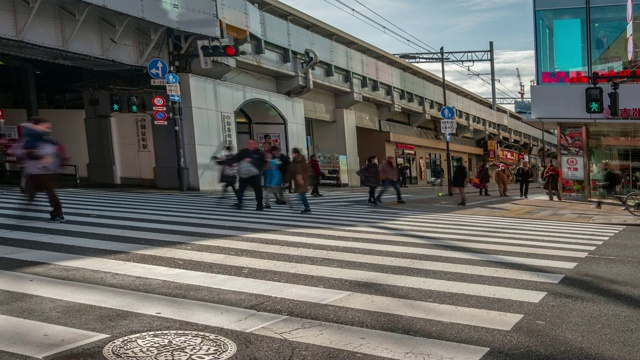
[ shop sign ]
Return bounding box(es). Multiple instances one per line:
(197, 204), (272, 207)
(135, 117), (150, 152)
(396, 143), (415, 150)
(487, 140), (497, 160)
(542, 69), (640, 84)
(518, 153), (525, 160)
(501, 150), (518, 161)
(604, 107), (640, 119)
(562, 155), (584, 180)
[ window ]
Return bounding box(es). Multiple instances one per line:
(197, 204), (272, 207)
(590, 4), (640, 73)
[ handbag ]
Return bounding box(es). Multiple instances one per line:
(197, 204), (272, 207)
(237, 161), (260, 178)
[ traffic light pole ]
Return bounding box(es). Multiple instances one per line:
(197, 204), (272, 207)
(167, 29), (188, 191)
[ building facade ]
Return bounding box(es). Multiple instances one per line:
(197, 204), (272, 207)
(531, 0), (640, 198)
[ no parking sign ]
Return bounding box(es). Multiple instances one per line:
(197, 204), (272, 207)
(154, 111), (168, 125)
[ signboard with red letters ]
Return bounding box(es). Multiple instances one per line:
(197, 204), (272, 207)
(396, 143), (415, 150)
(562, 155), (584, 180)
(0, 109), (4, 121)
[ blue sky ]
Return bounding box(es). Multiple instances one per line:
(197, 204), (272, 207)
(278, 0), (536, 104)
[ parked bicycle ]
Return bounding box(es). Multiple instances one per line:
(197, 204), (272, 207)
(624, 191), (640, 216)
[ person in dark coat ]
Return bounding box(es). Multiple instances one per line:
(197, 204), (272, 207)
(515, 161), (534, 198)
(286, 148), (312, 213)
(356, 156), (380, 205)
(452, 162), (468, 206)
(476, 162), (491, 196)
(213, 145), (238, 199)
(233, 139), (267, 210)
(309, 154), (322, 197)
(543, 163), (562, 201)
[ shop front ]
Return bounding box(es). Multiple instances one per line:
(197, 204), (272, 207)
(395, 143), (419, 184)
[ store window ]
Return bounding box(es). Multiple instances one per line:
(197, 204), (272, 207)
(590, 5), (640, 72)
(588, 124), (640, 198)
(536, 7), (589, 84)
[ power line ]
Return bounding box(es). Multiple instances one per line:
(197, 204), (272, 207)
(330, 0), (519, 98)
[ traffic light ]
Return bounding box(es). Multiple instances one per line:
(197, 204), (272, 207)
(109, 94), (120, 112)
(127, 95), (138, 113)
(200, 45), (240, 57)
(585, 86), (603, 114)
(608, 91), (619, 117)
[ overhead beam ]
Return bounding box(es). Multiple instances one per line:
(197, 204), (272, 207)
(64, 4), (94, 50)
(18, 0), (43, 41)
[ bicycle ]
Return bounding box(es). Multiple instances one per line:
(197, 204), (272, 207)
(623, 191), (640, 216)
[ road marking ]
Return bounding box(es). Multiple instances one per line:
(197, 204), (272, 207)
(0, 242), (547, 302)
(0, 271), (490, 359)
(0, 204), (593, 257)
(0, 314), (109, 359)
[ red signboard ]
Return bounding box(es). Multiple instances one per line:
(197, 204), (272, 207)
(502, 150), (518, 160)
(0, 109), (4, 121)
(396, 143), (415, 150)
(542, 70), (640, 84)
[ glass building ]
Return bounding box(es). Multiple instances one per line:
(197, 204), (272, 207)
(531, 0), (640, 199)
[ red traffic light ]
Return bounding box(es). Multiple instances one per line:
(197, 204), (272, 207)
(223, 45), (237, 56)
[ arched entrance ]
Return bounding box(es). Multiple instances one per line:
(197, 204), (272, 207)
(235, 100), (288, 152)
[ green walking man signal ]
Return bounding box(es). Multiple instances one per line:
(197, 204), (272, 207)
(585, 86), (604, 114)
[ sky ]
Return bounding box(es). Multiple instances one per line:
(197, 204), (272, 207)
(278, 0), (536, 106)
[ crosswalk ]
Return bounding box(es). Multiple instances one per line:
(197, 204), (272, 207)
(0, 188), (624, 359)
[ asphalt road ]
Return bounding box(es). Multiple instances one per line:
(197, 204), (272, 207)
(0, 186), (638, 360)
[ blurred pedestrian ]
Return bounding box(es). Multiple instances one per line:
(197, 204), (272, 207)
(543, 163), (562, 201)
(594, 162), (619, 209)
(377, 155), (405, 204)
(273, 146), (290, 205)
(398, 164), (409, 188)
(309, 154), (323, 197)
(476, 162), (491, 196)
(496, 165), (511, 196)
(213, 145), (238, 200)
(263, 146), (285, 209)
(233, 139), (267, 211)
(515, 161), (534, 198)
(17, 118), (66, 222)
(356, 156), (380, 205)
(287, 148), (312, 213)
(452, 161), (468, 206)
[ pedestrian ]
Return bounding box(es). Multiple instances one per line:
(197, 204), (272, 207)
(543, 163), (562, 201)
(594, 162), (619, 209)
(356, 156), (380, 205)
(438, 166), (445, 186)
(272, 146), (290, 205)
(399, 164), (409, 187)
(17, 118), (66, 222)
(452, 161), (468, 206)
(213, 145), (239, 199)
(495, 165), (511, 196)
(309, 154), (323, 197)
(376, 155), (406, 204)
(263, 146), (286, 209)
(287, 148), (312, 213)
(233, 139), (267, 210)
(515, 161), (534, 198)
(476, 162), (491, 196)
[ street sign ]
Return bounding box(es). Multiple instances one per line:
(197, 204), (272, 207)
(153, 106), (166, 111)
(151, 79), (167, 86)
(440, 106), (455, 120)
(152, 96), (166, 107)
(446, 133), (451, 142)
(440, 119), (457, 134)
(147, 58), (168, 79)
(153, 111), (168, 124)
(166, 84), (181, 95)
(169, 94), (182, 102)
(165, 73), (179, 84)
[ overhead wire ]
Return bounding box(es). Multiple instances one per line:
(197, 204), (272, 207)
(329, 0), (520, 98)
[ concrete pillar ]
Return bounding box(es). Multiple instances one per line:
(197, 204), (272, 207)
(335, 109), (361, 187)
(22, 64), (38, 118)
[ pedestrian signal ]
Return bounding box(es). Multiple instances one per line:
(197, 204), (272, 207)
(109, 94), (121, 112)
(585, 87), (603, 114)
(127, 95), (138, 113)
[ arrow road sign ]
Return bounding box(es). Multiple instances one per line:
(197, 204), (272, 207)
(148, 58), (168, 79)
(165, 73), (179, 84)
(169, 94), (181, 102)
(440, 106), (455, 120)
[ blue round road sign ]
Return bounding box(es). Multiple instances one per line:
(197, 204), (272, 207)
(165, 73), (179, 84)
(148, 58), (168, 79)
(440, 106), (455, 120)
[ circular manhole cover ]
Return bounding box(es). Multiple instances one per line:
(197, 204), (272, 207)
(103, 330), (237, 360)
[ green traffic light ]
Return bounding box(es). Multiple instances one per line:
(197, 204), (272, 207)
(131, 105), (138, 113)
(589, 102), (600, 112)
(112, 104), (120, 111)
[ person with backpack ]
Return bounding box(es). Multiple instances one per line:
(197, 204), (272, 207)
(515, 161), (534, 198)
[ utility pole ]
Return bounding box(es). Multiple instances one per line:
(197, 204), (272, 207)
(440, 46), (453, 196)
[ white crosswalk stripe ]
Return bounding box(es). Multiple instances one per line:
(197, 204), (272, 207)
(0, 188), (624, 359)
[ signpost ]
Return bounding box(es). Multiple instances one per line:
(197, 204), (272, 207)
(153, 111), (168, 125)
(440, 106), (456, 196)
(147, 58), (168, 79)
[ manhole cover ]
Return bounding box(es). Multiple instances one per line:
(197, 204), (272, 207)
(103, 331), (237, 360)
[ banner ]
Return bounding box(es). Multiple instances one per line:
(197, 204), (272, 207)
(487, 140), (496, 160)
(562, 155), (584, 180)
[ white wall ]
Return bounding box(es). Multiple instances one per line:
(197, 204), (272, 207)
(110, 113), (156, 181)
(181, 74), (306, 191)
